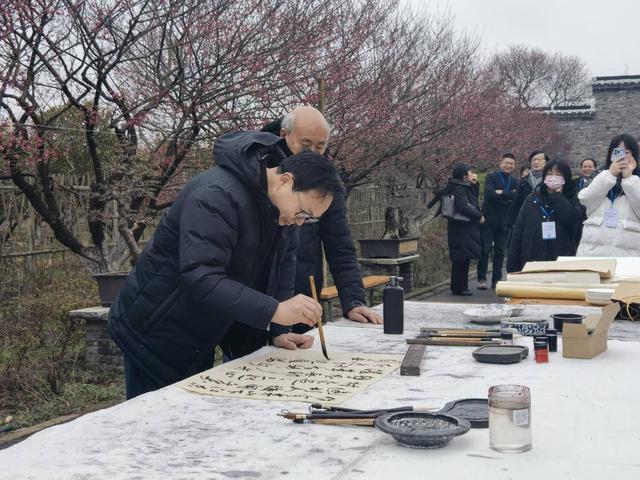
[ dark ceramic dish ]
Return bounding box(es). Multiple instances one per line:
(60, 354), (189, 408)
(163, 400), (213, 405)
(375, 412), (471, 449)
(472, 345), (529, 365)
(550, 313), (585, 333)
(439, 398), (489, 428)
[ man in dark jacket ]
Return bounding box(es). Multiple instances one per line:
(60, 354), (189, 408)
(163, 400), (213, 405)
(572, 158), (598, 246)
(261, 106), (383, 329)
(507, 151), (548, 227)
(108, 131), (345, 398)
(573, 158), (597, 192)
(477, 153), (518, 289)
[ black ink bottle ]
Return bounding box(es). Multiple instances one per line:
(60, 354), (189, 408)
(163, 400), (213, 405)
(383, 276), (404, 334)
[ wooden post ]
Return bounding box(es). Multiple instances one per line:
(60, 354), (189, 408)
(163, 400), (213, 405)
(317, 77), (330, 290)
(317, 77), (326, 114)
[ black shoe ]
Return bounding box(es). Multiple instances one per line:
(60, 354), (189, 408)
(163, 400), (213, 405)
(452, 289), (473, 296)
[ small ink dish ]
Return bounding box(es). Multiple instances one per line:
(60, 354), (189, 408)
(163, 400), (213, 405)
(438, 398), (489, 428)
(472, 345), (529, 364)
(375, 412), (471, 449)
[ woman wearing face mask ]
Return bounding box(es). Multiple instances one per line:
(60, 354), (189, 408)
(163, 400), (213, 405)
(577, 134), (640, 256)
(507, 160), (586, 273)
(443, 163), (484, 295)
(507, 150), (548, 227)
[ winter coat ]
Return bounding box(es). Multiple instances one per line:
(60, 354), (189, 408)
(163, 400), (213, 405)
(108, 131), (298, 386)
(507, 186), (585, 273)
(577, 170), (640, 256)
(259, 119), (365, 316)
(573, 176), (594, 193)
(446, 179), (483, 262)
(294, 192), (365, 316)
(482, 170), (518, 228)
(507, 177), (534, 227)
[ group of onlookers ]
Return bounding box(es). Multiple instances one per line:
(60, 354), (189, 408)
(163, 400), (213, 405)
(437, 133), (640, 296)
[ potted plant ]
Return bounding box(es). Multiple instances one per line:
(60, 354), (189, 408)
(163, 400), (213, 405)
(358, 206), (419, 258)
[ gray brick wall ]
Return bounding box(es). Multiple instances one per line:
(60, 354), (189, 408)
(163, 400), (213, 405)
(554, 86), (640, 169)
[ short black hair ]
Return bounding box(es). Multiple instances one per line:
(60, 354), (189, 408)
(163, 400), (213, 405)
(580, 158), (597, 169)
(502, 153), (515, 161)
(542, 159), (575, 198)
(520, 165), (530, 175)
(279, 150), (345, 197)
(452, 163), (472, 180)
(528, 150), (548, 164)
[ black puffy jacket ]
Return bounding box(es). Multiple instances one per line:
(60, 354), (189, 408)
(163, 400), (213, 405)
(507, 186), (586, 273)
(260, 119), (364, 317)
(445, 179), (483, 262)
(108, 131), (297, 386)
(294, 192), (364, 316)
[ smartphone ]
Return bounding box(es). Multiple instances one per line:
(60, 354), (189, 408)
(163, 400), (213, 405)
(612, 147), (627, 162)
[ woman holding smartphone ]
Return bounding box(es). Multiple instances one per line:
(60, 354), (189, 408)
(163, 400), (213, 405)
(577, 133), (640, 256)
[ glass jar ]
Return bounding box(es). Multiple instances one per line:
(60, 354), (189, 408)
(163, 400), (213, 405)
(489, 384), (532, 453)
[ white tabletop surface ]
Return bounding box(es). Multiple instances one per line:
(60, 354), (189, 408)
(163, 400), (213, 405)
(2, 302), (640, 480)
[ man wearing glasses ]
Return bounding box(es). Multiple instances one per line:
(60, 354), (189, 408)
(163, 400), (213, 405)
(262, 106), (383, 345)
(108, 131), (345, 398)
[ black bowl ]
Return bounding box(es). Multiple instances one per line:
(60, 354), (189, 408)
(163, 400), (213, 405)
(550, 313), (585, 333)
(375, 412), (471, 449)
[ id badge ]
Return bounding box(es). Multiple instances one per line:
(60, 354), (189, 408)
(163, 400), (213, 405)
(604, 208), (618, 228)
(541, 221), (556, 240)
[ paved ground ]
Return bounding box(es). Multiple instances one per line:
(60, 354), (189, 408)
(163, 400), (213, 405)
(414, 267), (506, 304)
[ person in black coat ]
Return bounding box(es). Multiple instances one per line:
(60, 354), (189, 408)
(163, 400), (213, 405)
(572, 158), (598, 246)
(477, 153), (518, 289)
(573, 158), (598, 193)
(445, 163), (484, 295)
(507, 160), (586, 273)
(507, 150), (549, 227)
(261, 106), (382, 329)
(108, 131), (345, 398)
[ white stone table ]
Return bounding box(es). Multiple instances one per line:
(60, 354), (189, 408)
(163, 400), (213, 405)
(2, 302), (640, 479)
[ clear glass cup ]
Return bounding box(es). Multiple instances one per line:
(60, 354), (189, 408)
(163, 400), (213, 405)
(489, 384), (532, 453)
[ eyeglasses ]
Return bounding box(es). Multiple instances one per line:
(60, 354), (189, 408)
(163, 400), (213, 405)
(294, 192), (319, 224)
(294, 211), (319, 224)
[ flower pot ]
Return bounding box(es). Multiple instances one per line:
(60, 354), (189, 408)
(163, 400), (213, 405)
(358, 237), (419, 258)
(93, 272), (129, 307)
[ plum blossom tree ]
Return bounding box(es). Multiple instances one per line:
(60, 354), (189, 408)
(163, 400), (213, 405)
(0, 0), (365, 272)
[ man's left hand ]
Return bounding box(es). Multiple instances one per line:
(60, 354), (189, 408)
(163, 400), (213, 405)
(347, 306), (383, 324)
(273, 333), (314, 350)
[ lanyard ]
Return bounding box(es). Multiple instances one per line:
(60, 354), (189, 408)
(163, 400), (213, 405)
(498, 171), (512, 191)
(533, 196), (554, 219)
(608, 189), (620, 204)
(579, 178), (585, 190)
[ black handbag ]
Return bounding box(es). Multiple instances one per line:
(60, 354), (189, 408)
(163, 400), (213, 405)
(441, 194), (470, 222)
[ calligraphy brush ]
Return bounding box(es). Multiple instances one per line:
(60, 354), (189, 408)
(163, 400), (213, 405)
(293, 418), (375, 426)
(310, 404), (414, 415)
(280, 411), (380, 420)
(309, 276), (329, 360)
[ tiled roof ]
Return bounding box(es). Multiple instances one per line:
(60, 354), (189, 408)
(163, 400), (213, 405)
(543, 105), (594, 118)
(592, 75), (640, 91)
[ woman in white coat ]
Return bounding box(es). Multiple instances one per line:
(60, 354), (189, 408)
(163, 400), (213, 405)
(577, 133), (640, 256)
